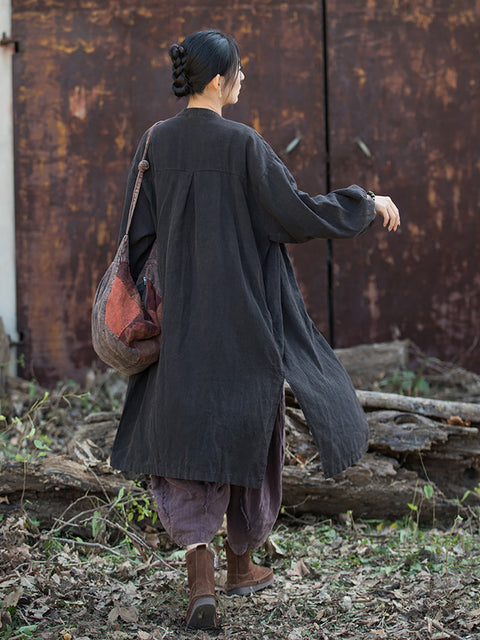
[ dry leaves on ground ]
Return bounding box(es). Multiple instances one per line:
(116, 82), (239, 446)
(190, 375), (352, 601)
(0, 510), (479, 640)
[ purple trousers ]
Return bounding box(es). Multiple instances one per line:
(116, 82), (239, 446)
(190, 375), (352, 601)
(151, 392), (285, 555)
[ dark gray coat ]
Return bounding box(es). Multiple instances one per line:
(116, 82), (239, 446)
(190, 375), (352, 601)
(110, 108), (376, 487)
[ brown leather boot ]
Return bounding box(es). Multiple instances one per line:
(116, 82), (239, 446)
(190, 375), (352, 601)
(185, 544), (217, 629)
(224, 540), (274, 596)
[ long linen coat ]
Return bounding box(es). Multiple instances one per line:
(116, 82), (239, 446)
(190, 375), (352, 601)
(110, 107), (376, 488)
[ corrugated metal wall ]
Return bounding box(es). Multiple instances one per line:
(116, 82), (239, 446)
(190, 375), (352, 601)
(11, 0), (480, 383)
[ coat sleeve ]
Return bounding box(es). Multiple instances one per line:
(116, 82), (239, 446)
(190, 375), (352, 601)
(247, 132), (376, 244)
(117, 130), (156, 282)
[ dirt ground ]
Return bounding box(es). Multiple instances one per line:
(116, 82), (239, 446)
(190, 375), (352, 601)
(1, 352), (480, 639)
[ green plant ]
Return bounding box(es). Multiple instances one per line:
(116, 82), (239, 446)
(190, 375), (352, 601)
(456, 481), (480, 506)
(0, 392), (53, 467)
(2, 624), (38, 639)
(379, 369), (430, 396)
(379, 357), (441, 397)
(112, 485), (158, 526)
(404, 482), (435, 534)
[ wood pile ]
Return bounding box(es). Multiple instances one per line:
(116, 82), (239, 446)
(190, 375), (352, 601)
(1, 341), (479, 525)
(283, 385), (480, 522)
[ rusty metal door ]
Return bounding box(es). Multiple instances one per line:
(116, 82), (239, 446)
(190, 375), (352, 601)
(12, 0), (328, 382)
(326, 0), (480, 371)
(11, 0), (480, 383)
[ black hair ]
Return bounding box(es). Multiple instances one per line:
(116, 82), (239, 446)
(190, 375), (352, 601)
(169, 30), (240, 98)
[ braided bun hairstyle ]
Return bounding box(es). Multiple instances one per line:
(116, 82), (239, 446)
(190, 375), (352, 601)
(169, 43), (190, 97)
(169, 30), (240, 99)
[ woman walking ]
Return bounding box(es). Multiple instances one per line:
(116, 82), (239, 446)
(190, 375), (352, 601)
(110, 29), (400, 629)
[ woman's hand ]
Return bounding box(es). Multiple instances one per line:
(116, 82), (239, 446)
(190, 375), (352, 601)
(373, 195), (400, 232)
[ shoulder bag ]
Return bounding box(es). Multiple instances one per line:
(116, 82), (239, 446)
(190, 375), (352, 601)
(91, 123), (162, 376)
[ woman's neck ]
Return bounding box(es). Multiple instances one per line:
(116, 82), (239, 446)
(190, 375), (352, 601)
(187, 93), (223, 116)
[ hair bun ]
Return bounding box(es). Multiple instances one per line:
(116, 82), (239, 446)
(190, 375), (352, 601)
(168, 31), (240, 100)
(169, 43), (190, 97)
(169, 43), (185, 62)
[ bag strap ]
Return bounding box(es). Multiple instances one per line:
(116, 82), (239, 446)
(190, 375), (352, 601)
(125, 121), (162, 235)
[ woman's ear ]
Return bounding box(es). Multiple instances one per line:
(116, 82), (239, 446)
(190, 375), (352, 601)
(204, 74), (223, 100)
(210, 74), (221, 91)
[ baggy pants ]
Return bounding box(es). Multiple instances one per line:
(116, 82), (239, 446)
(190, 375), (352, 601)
(151, 391), (285, 556)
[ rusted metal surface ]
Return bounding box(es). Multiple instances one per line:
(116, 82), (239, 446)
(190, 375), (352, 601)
(326, 0), (480, 371)
(12, 0), (327, 382)
(13, 0), (479, 383)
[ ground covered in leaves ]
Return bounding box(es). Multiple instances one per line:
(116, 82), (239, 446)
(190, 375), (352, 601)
(1, 352), (480, 639)
(1, 509), (479, 640)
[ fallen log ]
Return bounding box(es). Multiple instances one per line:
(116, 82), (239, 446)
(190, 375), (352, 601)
(366, 410), (479, 454)
(335, 340), (409, 388)
(283, 400), (480, 520)
(282, 454), (460, 522)
(357, 390), (480, 423)
(0, 455), (131, 527)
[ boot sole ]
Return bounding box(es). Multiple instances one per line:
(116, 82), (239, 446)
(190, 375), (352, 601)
(186, 596), (217, 629)
(225, 575), (274, 596)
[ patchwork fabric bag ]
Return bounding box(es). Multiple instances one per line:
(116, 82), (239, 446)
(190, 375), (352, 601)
(91, 124), (162, 376)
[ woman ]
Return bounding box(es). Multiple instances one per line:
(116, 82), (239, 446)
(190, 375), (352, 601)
(110, 29), (400, 629)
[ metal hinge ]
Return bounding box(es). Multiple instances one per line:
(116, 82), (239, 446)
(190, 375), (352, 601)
(0, 32), (20, 52)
